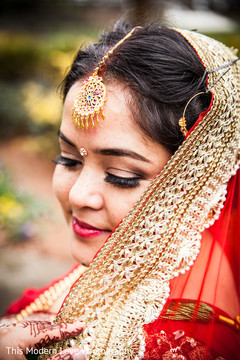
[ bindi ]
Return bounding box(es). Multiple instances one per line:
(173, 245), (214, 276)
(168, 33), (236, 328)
(79, 148), (88, 157)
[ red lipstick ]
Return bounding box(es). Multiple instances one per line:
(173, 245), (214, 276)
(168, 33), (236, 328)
(72, 217), (108, 238)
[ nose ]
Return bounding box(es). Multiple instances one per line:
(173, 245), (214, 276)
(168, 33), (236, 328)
(69, 169), (104, 210)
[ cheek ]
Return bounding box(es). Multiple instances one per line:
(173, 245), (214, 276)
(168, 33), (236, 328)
(107, 184), (149, 228)
(52, 167), (72, 213)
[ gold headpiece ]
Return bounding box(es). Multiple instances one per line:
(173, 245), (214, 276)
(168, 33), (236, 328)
(40, 30), (240, 360)
(72, 27), (141, 130)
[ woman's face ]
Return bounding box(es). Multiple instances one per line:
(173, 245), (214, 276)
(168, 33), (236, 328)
(52, 81), (171, 266)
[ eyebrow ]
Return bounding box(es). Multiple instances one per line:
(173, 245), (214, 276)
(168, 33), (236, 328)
(58, 130), (150, 163)
(58, 130), (76, 147)
(94, 148), (150, 163)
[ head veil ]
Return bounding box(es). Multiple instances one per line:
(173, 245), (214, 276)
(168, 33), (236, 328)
(39, 29), (240, 359)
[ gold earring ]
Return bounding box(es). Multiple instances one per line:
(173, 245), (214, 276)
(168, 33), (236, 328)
(179, 57), (240, 136)
(179, 92), (205, 136)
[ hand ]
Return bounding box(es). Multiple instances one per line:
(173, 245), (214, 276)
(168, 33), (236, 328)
(47, 347), (87, 360)
(0, 320), (86, 360)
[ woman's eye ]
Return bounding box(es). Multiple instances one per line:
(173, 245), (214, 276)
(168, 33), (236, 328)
(104, 172), (141, 189)
(53, 155), (82, 167)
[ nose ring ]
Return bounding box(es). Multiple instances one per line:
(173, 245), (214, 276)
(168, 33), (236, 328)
(79, 147), (88, 157)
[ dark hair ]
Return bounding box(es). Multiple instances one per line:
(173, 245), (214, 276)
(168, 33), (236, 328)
(62, 21), (211, 153)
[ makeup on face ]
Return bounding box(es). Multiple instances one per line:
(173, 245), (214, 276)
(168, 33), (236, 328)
(72, 217), (110, 238)
(52, 82), (171, 265)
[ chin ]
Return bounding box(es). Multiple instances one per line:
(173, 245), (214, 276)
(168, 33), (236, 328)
(69, 229), (110, 267)
(69, 235), (97, 267)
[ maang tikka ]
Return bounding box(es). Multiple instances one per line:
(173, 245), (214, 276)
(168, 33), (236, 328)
(72, 27), (140, 130)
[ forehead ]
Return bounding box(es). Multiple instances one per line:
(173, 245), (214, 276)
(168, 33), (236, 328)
(61, 81), (151, 149)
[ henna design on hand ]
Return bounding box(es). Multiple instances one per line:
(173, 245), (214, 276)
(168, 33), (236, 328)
(21, 321), (53, 337)
(59, 328), (84, 340)
(17, 321), (84, 355)
(51, 348), (85, 360)
(24, 322), (84, 350)
(51, 353), (74, 360)
(34, 327), (83, 349)
(34, 334), (59, 350)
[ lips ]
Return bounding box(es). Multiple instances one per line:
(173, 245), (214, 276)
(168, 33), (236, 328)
(72, 217), (109, 238)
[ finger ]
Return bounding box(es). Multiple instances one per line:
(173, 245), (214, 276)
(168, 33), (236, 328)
(48, 347), (87, 360)
(16, 320), (85, 352)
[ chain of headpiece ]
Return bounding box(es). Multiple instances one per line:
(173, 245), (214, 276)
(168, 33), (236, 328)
(72, 27), (141, 130)
(179, 57), (240, 136)
(40, 29), (240, 360)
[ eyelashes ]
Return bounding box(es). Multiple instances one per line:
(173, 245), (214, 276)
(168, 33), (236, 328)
(104, 173), (140, 189)
(53, 155), (82, 167)
(53, 155), (141, 189)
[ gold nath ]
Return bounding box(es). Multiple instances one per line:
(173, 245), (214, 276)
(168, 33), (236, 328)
(72, 27), (141, 130)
